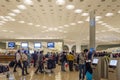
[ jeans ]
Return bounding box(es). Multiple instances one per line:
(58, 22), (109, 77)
(61, 61), (65, 71)
(13, 60), (23, 71)
(22, 61), (28, 75)
(35, 61), (44, 73)
(79, 64), (85, 80)
(68, 60), (73, 71)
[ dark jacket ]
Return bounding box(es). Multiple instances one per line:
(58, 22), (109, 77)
(60, 54), (67, 63)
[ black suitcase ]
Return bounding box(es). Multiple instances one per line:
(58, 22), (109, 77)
(74, 64), (79, 71)
(9, 61), (15, 67)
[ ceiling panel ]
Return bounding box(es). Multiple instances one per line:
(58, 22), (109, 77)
(0, 0), (120, 45)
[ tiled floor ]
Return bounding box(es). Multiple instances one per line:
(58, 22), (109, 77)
(0, 65), (107, 80)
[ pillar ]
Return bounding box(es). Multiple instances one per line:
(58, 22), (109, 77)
(76, 42), (81, 53)
(68, 45), (73, 52)
(89, 10), (96, 50)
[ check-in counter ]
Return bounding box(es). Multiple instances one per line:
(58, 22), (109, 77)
(108, 58), (120, 80)
(92, 57), (101, 80)
(0, 55), (15, 62)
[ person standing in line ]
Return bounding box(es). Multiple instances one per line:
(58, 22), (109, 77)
(35, 51), (44, 74)
(33, 51), (38, 68)
(13, 50), (23, 72)
(60, 52), (67, 72)
(67, 52), (74, 71)
(21, 51), (29, 76)
(79, 52), (86, 80)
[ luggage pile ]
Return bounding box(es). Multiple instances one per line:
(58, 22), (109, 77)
(0, 65), (9, 73)
(0, 64), (9, 79)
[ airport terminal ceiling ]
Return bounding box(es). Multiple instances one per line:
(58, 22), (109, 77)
(0, 0), (120, 45)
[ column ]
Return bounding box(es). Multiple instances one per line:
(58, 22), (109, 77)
(76, 42), (81, 53)
(6, 42), (8, 49)
(67, 45), (73, 52)
(89, 10), (96, 50)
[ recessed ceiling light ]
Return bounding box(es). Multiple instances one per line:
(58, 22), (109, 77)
(70, 23), (76, 25)
(43, 26), (47, 28)
(0, 16), (5, 19)
(64, 25), (69, 27)
(17, 5), (27, 10)
(96, 18), (100, 21)
(97, 21), (103, 24)
(81, 13), (89, 16)
(10, 31), (14, 33)
(0, 21), (6, 24)
(118, 10), (120, 13)
(3, 19), (9, 21)
(10, 19), (16, 21)
(5, 16), (12, 19)
(12, 9), (21, 13)
(66, 5), (75, 10)
(35, 25), (40, 27)
(28, 23), (33, 25)
(56, 0), (65, 5)
(105, 13), (113, 16)
(24, 0), (33, 5)
(48, 28), (53, 31)
(101, 23), (107, 25)
(2, 30), (8, 32)
(74, 9), (82, 13)
(8, 13), (16, 16)
(85, 17), (89, 22)
(0, 23), (3, 25)
(58, 26), (63, 28)
(96, 16), (102, 19)
(105, 25), (112, 28)
(78, 21), (84, 23)
(19, 21), (25, 23)
(54, 28), (58, 31)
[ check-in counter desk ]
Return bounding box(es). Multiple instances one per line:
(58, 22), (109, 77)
(0, 55), (15, 62)
(108, 58), (120, 80)
(92, 57), (101, 80)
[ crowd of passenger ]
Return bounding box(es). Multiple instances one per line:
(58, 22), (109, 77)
(93, 51), (120, 58)
(10, 49), (96, 80)
(7, 49), (120, 80)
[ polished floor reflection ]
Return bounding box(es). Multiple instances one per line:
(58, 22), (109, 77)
(0, 65), (107, 80)
(13, 65), (79, 80)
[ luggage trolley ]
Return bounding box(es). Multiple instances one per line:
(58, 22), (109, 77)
(0, 63), (10, 78)
(44, 58), (54, 74)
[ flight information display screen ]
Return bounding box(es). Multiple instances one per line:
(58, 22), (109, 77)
(47, 42), (54, 48)
(109, 60), (118, 66)
(34, 43), (41, 48)
(21, 42), (28, 48)
(92, 58), (99, 64)
(8, 42), (15, 48)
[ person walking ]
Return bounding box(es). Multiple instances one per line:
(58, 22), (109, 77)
(35, 51), (44, 74)
(13, 50), (23, 72)
(33, 51), (38, 67)
(60, 52), (67, 72)
(79, 52), (86, 80)
(21, 51), (29, 76)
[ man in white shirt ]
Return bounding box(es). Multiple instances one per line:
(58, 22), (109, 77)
(22, 51), (29, 76)
(13, 50), (23, 72)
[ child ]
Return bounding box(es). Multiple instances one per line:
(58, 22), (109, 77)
(86, 63), (93, 80)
